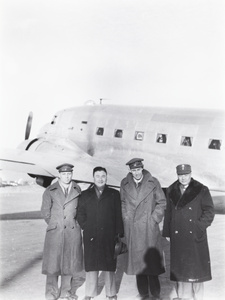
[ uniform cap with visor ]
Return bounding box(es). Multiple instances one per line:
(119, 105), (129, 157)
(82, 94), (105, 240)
(56, 163), (74, 173)
(126, 158), (144, 169)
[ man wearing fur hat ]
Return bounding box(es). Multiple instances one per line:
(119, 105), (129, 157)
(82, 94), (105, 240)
(163, 164), (214, 300)
(120, 158), (166, 300)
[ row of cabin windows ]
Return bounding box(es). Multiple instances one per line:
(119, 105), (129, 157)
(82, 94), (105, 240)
(96, 127), (222, 150)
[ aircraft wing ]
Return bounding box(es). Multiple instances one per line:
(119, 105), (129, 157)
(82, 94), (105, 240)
(0, 148), (56, 177)
(0, 147), (120, 187)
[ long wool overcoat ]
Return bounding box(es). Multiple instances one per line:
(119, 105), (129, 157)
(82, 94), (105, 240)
(120, 169), (166, 275)
(162, 178), (214, 282)
(76, 185), (124, 272)
(41, 180), (83, 276)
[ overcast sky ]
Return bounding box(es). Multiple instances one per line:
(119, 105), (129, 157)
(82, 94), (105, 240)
(1, 0), (225, 148)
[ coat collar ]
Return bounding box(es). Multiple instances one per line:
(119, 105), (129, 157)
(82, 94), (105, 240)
(123, 169), (154, 185)
(168, 178), (203, 208)
(122, 169), (156, 202)
(49, 180), (81, 205)
(88, 184), (110, 200)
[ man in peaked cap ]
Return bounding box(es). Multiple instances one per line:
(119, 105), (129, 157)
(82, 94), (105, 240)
(120, 158), (166, 300)
(41, 163), (83, 300)
(163, 164), (214, 300)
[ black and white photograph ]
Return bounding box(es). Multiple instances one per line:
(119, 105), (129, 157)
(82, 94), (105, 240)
(0, 1), (225, 300)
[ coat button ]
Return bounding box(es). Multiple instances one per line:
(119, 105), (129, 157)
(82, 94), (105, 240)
(189, 207), (192, 210)
(189, 219), (192, 222)
(175, 230), (178, 234)
(64, 216), (66, 219)
(64, 226), (66, 229)
(72, 226), (74, 229)
(190, 231), (192, 233)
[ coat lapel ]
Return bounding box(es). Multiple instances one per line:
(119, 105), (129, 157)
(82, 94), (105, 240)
(123, 170), (155, 207)
(49, 181), (81, 206)
(137, 176), (155, 203)
(49, 182), (65, 206)
(64, 181), (81, 205)
(169, 179), (203, 208)
(95, 185), (110, 202)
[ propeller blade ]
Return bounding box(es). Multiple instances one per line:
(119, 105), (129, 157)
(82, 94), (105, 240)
(25, 112), (33, 140)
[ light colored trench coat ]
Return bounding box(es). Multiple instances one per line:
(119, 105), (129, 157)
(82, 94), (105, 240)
(120, 169), (166, 275)
(41, 180), (83, 276)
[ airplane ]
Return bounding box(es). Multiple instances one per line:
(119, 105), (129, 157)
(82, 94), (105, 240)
(0, 102), (225, 212)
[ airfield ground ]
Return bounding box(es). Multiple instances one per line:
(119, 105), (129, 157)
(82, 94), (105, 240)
(0, 185), (224, 300)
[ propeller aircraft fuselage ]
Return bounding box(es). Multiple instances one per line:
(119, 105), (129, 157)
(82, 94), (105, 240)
(1, 104), (225, 198)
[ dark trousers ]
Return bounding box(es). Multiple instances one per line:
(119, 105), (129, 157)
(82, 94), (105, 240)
(136, 274), (160, 297)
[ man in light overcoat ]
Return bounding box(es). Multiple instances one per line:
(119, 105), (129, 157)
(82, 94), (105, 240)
(41, 163), (83, 300)
(120, 158), (166, 300)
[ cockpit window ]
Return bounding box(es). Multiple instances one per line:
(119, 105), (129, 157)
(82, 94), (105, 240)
(156, 133), (167, 143)
(208, 139), (221, 150)
(114, 129), (123, 138)
(135, 131), (144, 141)
(96, 127), (104, 136)
(181, 136), (192, 147)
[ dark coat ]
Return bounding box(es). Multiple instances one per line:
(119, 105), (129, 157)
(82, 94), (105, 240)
(162, 178), (215, 282)
(41, 181), (83, 276)
(120, 170), (166, 275)
(76, 185), (124, 272)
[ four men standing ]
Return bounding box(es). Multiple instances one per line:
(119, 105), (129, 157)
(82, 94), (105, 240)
(41, 161), (214, 300)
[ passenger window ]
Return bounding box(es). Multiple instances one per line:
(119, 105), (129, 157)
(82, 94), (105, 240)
(156, 133), (167, 143)
(96, 127), (104, 136)
(114, 129), (123, 138)
(181, 136), (192, 147)
(135, 131), (144, 141)
(208, 139), (221, 150)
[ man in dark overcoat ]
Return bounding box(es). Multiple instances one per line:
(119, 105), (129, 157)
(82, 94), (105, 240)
(41, 163), (83, 300)
(120, 158), (166, 300)
(76, 166), (124, 300)
(162, 164), (215, 300)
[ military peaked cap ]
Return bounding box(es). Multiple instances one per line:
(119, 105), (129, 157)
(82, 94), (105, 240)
(126, 158), (144, 169)
(56, 163), (74, 172)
